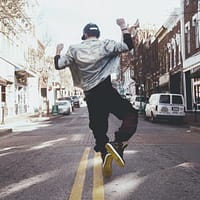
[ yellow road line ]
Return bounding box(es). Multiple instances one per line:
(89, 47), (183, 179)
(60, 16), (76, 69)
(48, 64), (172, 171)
(69, 147), (90, 200)
(93, 152), (104, 200)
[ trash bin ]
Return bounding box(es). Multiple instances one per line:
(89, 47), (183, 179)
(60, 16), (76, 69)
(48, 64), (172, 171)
(52, 105), (59, 115)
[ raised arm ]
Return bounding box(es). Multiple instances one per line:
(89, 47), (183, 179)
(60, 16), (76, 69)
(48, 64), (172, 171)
(54, 43), (64, 70)
(116, 18), (133, 50)
(54, 43), (74, 70)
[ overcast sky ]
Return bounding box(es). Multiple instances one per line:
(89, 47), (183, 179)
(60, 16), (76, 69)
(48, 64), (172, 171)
(36, 0), (181, 53)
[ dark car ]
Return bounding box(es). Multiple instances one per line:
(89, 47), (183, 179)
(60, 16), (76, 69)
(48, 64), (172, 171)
(71, 95), (80, 108)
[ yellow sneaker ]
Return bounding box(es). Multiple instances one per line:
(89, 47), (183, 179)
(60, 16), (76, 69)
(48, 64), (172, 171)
(102, 153), (113, 177)
(105, 143), (125, 167)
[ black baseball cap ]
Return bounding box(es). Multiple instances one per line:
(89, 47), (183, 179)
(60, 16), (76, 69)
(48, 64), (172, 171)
(81, 23), (100, 40)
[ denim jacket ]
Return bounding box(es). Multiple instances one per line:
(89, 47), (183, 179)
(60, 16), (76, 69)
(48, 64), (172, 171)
(54, 34), (133, 91)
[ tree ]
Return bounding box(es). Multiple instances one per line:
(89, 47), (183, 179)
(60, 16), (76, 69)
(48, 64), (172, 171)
(0, 0), (25, 20)
(0, 0), (28, 36)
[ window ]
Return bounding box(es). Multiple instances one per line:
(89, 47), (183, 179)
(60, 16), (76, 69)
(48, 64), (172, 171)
(159, 95), (170, 104)
(172, 95), (183, 104)
(185, 22), (191, 54)
(167, 43), (172, 70)
(135, 96), (146, 102)
(192, 14), (200, 49)
(175, 33), (181, 65)
(165, 48), (169, 72)
(56, 101), (70, 106)
(172, 38), (176, 68)
(194, 85), (200, 103)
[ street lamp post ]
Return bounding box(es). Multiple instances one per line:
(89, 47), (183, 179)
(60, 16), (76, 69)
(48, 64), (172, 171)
(138, 70), (143, 114)
(138, 85), (143, 114)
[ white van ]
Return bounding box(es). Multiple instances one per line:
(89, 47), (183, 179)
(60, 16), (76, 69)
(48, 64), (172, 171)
(145, 93), (185, 122)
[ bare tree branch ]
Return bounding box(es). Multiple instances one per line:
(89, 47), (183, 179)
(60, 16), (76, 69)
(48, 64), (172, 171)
(0, 0), (24, 34)
(0, 0), (25, 20)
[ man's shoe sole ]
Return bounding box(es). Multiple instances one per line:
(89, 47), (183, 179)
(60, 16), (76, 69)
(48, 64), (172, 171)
(102, 154), (113, 177)
(105, 143), (125, 167)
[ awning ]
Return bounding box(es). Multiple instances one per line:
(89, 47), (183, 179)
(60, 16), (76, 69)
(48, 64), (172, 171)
(15, 66), (36, 77)
(0, 76), (13, 86)
(190, 66), (200, 78)
(159, 72), (169, 86)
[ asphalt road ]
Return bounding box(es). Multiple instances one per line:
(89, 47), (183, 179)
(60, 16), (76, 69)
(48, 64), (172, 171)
(0, 106), (200, 200)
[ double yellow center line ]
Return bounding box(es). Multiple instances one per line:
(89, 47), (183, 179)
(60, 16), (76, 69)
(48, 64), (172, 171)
(69, 147), (104, 200)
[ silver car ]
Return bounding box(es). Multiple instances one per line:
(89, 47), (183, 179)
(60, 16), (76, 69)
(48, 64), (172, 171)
(131, 95), (147, 111)
(55, 100), (72, 115)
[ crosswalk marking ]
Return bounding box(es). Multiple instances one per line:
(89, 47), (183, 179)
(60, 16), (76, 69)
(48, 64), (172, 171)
(93, 152), (104, 200)
(69, 147), (90, 200)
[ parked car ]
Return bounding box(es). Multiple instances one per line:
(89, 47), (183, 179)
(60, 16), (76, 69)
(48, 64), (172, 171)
(55, 100), (72, 115)
(58, 97), (75, 111)
(121, 94), (127, 99)
(71, 95), (80, 108)
(131, 95), (148, 111)
(145, 93), (185, 122)
(120, 94), (131, 102)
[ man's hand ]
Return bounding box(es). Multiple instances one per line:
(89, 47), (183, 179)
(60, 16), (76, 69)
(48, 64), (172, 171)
(56, 43), (64, 55)
(116, 18), (127, 30)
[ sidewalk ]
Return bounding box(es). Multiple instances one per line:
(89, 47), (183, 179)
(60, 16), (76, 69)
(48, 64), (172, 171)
(185, 111), (200, 133)
(0, 112), (61, 137)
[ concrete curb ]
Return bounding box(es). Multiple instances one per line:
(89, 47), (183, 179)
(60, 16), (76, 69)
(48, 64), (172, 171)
(30, 114), (62, 122)
(190, 126), (200, 134)
(0, 128), (12, 137)
(0, 114), (62, 138)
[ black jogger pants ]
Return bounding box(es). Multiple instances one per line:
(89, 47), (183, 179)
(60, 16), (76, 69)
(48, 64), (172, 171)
(84, 76), (138, 153)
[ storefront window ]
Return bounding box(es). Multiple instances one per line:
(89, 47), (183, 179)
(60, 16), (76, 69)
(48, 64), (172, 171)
(194, 84), (200, 103)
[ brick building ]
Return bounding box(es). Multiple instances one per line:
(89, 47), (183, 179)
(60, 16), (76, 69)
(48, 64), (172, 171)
(182, 0), (200, 111)
(127, 0), (200, 112)
(156, 9), (183, 95)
